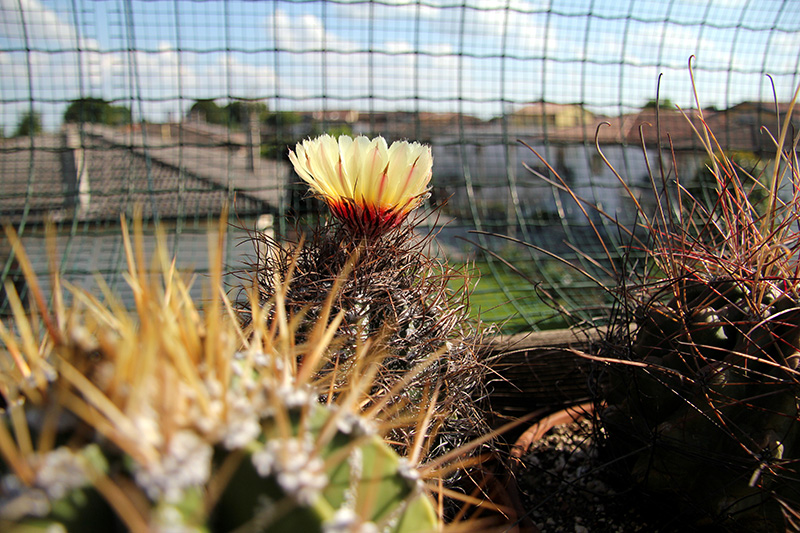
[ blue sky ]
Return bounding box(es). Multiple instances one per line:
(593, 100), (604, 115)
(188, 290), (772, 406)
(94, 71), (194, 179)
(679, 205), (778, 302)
(2, 0), (799, 132)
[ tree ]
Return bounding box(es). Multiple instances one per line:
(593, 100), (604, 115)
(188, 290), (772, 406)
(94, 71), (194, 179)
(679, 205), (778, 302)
(13, 110), (42, 137)
(265, 111), (301, 128)
(188, 99), (229, 125)
(63, 98), (131, 125)
(226, 100), (269, 126)
(689, 150), (768, 212)
(322, 124), (353, 138)
(643, 98), (676, 110)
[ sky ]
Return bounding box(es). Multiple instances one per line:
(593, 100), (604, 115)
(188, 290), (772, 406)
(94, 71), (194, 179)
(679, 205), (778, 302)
(2, 0), (800, 133)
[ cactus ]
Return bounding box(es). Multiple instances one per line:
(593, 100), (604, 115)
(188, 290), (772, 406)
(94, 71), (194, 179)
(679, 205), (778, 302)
(0, 219), (451, 532)
(214, 401), (438, 532)
(518, 71), (800, 530)
(601, 278), (800, 531)
(591, 86), (800, 530)
(236, 135), (488, 460)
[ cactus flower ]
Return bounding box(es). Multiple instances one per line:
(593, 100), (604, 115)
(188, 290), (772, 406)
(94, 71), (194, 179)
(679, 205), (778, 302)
(289, 134), (433, 237)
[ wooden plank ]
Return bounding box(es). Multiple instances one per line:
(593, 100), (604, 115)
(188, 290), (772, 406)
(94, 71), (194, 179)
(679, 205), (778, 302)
(483, 328), (605, 423)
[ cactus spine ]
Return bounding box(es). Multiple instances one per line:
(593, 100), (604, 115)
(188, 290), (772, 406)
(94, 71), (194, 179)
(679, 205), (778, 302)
(0, 222), (444, 532)
(594, 87), (800, 531)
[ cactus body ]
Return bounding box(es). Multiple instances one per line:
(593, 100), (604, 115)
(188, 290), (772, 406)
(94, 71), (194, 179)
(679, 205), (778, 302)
(0, 224), (445, 533)
(602, 279), (800, 531)
(216, 403), (438, 532)
(2, 401), (439, 532)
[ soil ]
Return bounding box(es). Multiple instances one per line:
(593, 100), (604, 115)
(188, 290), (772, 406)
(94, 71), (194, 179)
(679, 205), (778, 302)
(510, 415), (742, 533)
(513, 416), (654, 532)
(485, 333), (746, 532)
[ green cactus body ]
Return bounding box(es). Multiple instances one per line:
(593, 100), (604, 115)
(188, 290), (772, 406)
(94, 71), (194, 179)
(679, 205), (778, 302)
(1, 396), (440, 533)
(215, 402), (438, 533)
(1, 403), (439, 533)
(0, 223), (447, 533)
(0, 445), (120, 532)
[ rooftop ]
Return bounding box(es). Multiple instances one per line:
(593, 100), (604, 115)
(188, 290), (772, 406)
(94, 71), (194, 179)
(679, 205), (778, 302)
(0, 123), (290, 226)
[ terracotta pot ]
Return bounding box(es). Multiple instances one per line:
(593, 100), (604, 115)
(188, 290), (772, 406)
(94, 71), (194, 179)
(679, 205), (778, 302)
(511, 402), (595, 461)
(501, 402), (596, 533)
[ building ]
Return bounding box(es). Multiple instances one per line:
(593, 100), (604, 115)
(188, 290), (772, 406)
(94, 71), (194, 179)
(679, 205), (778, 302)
(1, 122), (291, 310)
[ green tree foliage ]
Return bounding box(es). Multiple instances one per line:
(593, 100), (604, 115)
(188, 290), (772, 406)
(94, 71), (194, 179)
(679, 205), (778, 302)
(320, 124), (353, 138)
(13, 110), (42, 137)
(189, 99), (271, 127)
(63, 98), (132, 125)
(643, 98), (676, 110)
(690, 151), (768, 211)
(188, 99), (229, 125)
(226, 101), (270, 126)
(265, 110), (301, 128)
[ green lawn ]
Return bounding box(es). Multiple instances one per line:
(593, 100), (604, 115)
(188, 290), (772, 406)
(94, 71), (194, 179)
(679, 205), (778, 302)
(453, 260), (576, 333)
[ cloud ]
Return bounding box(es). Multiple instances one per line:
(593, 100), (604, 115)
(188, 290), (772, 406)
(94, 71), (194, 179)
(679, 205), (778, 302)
(259, 8), (501, 111)
(759, 31), (800, 74)
(266, 9), (358, 53)
(335, 0), (442, 21)
(0, 0), (77, 48)
(1, 0), (796, 129)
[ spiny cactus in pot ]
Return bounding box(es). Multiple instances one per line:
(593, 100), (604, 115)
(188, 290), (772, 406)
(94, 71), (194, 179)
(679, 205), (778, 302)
(511, 67), (800, 530)
(0, 215), (494, 532)
(587, 81), (800, 530)
(236, 134), (488, 460)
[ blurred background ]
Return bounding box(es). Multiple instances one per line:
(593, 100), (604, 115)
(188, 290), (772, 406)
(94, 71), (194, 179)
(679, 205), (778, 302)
(2, 0), (799, 332)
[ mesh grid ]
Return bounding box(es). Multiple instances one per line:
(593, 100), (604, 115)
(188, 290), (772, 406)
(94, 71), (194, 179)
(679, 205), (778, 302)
(2, 0), (799, 331)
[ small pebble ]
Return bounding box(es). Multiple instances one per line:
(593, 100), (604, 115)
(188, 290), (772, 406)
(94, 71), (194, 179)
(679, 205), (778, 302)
(519, 418), (654, 531)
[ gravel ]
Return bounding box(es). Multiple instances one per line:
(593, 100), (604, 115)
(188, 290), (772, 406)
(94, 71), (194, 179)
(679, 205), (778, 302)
(513, 417), (658, 533)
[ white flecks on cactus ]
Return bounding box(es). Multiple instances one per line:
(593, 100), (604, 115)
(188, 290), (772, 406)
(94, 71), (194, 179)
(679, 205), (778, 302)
(68, 324), (100, 354)
(34, 447), (88, 500)
(222, 392), (261, 450)
(0, 479), (51, 521)
(396, 458), (421, 484)
(340, 446), (363, 513)
(323, 508), (380, 533)
(132, 401), (165, 451)
(275, 382), (315, 410)
(251, 437), (328, 506)
(193, 398), (225, 437)
(236, 350), (280, 371)
(134, 430), (213, 502)
(152, 504), (187, 533)
(254, 350), (277, 369)
(335, 410), (376, 437)
(151, 503), (204, 533)
(44, 521), (67, 533)
(203, 377), (224, 399)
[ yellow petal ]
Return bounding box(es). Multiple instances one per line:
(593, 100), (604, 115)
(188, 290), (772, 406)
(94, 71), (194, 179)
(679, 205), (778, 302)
(288, 134), (432, 236)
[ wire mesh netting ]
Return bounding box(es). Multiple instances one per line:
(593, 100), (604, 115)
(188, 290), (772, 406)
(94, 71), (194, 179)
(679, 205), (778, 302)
(2, 0), (800, 332)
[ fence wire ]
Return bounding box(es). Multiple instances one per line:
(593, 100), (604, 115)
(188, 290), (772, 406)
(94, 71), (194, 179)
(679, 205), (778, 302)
(2, 0), (800, 331)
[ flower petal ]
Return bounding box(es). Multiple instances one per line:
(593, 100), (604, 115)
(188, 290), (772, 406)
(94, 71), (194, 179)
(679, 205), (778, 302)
(288, 134), (432, 237)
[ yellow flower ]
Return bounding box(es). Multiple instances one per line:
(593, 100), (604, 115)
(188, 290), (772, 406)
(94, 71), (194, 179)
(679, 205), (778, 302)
(289, 134), (433, 236)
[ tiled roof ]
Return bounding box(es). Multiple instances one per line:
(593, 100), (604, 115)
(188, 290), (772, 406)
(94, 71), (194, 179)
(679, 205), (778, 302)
(1, 135), (66, 221)
(537, 106), (796, 152)
(0, 124), (290, 225)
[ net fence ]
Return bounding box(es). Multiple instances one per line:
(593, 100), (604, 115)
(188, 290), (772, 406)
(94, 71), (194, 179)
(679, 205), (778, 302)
(2, 0), (800, 332)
